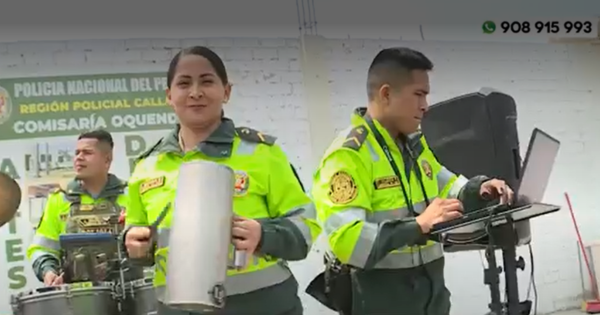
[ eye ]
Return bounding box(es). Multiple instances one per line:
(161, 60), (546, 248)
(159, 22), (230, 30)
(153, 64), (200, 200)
(177, 81), (190, 87)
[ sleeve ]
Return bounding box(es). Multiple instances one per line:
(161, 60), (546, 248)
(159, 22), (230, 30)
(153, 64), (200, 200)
(27, 193), (61, 281)
(428, 155), (490, 208)
(124, 164), (149, 227)
(311, 149), (426, 269)
(255, 144), (322, 261)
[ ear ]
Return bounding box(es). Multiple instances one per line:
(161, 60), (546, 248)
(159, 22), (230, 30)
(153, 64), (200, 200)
(378, 84), (391, 106)
(106, 151), (113, 164)
(223, 82), (232, 104)
(166, 88), (174, 109)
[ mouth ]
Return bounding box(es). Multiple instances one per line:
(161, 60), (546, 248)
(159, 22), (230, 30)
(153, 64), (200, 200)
(188, 104), (207, 108)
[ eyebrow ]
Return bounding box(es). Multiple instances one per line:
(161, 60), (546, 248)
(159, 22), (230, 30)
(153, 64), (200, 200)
(177, 73), (214, 80)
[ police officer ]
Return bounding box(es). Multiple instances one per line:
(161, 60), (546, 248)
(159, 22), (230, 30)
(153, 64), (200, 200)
(308, 47), (514, 315)
(123, 46), (321, 315)
(27, 130), (141, 286)
(0, 171), (20, 228)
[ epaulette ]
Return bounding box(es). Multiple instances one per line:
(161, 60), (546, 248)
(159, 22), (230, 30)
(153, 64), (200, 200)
(342, 126), (368, 150)
(236, 127), (276, 145)
(49, 187), (64, 195)
(135, 138), (163, 164)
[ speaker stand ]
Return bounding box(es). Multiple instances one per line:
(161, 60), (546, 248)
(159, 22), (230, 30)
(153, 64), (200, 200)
(483, 221), (529, 315)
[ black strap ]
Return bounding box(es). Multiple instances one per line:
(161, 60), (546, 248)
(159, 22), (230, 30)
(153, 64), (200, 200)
(364, 118), (430, 216)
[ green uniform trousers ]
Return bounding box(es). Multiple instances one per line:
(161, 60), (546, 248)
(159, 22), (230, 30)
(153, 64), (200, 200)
(156, 277), (303, 315)
(349, 257), (450, 315)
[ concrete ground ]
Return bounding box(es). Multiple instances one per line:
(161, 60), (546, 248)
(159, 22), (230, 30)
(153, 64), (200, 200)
(549, 310), (586, 315)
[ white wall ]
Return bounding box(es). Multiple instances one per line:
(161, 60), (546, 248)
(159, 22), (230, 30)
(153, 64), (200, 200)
(0, 37), (599, 315)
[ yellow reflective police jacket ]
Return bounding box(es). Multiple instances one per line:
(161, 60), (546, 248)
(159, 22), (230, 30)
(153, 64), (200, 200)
(27, 175), (129, 280)
(312, 108), (469, 269)
(126, 119), (321, 300)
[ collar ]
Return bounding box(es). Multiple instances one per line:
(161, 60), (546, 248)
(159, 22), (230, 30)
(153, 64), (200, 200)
(159, 117), (236, 158)
(352, 107), (423, 152)
(66, 173), (125, 196)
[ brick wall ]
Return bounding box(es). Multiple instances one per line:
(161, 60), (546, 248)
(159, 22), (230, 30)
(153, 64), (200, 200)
(1, 37), (598, 315)
(326, 39), (600, 314)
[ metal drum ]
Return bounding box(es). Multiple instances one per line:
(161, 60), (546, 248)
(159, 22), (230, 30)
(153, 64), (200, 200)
(164, 160), (245, 312)
(11, 283), (118, 315)
(443, 222), (488, 245)
(121, 278), (157, 315)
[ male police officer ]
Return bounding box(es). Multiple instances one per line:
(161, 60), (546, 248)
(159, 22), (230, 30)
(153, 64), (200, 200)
(309, 47), (514, 315)
(27, 129), (142, 286)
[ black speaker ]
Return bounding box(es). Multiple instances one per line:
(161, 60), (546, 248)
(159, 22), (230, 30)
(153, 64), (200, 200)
(422, 88), (531, 249)
(421, 88), (522, 190)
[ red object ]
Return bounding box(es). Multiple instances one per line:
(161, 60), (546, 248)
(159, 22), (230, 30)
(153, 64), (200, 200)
(565, 192), (600, 303)
(118, 210), (125, 224)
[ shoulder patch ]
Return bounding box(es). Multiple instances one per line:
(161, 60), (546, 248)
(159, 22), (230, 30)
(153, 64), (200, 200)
(135, 138), (163, 164)
(236, 127), (276, 145)
(328, 171), (358, 204)
(342, 126), (368, 150)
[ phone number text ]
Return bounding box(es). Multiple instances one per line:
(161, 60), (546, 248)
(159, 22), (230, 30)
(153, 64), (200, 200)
(500, 21), (594, 34)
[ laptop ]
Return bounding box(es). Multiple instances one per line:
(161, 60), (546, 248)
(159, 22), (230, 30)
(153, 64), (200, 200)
(432, 128), (561, 233)
(509, 127), (561, 221)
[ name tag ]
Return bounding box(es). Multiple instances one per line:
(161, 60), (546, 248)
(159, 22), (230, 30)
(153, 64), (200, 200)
(374, 176), (401, 190)
(79, 204), (94, 211)
(140, 176), (165, 194)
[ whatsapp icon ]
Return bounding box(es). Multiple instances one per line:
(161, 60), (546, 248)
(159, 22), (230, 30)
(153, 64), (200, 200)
(482, 21), (496, 34)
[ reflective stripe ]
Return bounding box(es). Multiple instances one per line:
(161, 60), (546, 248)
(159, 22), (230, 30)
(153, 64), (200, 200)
(236, 141), (258, 155)
(154, 262), (292, 300)
(447, 175), (468, 199)
(436, 167), (455, 192)
(157, 228), (169, 248)
(157, 204), (317, 249)
(437, 167), (468, 199)
(374, 243), (443, 269)
(32, 235), (60, 251)
(283, 203), (316, 248)
(324, 203), (427, 234)
(30, 250), (58, 261)
(365, 142), (379, 162)
(124, 224), (147, 229)
(324, 207), (444, 269)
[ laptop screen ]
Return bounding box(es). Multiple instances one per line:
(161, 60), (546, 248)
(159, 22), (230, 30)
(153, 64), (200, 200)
(516, 128), (560, 205)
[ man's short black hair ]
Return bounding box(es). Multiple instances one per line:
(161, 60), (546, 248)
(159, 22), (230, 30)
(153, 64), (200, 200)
(367, 47), (434, 100)
(78, 129), (114, 149)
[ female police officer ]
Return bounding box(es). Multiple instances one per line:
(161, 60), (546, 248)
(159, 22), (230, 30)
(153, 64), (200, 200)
(123, 46), (321, 315)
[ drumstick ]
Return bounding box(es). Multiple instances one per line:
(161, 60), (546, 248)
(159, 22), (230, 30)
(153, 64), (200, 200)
(51, 272), (64, 285)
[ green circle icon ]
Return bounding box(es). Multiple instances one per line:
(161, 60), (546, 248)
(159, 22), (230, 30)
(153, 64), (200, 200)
(482, 21), (496, 34)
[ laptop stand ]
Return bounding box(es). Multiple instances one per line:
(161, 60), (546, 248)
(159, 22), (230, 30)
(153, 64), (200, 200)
(431, 202), (561, 315)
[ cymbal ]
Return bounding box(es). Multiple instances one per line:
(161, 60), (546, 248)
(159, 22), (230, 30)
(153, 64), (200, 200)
(0, 172), (21, 227)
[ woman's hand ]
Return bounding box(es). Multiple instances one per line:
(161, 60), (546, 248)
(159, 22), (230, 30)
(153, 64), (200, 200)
(231, 216), (262, 254)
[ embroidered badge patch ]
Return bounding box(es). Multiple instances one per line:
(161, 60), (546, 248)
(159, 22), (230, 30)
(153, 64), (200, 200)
(328, 171), (357, 204)
(140, 176), (165, 194)
(234, 171), (250, 196)
(421, 160), (433, 180)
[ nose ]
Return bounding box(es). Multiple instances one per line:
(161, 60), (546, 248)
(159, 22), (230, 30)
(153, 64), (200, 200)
(420, 98), (429, 112)
(189, 84), (203, 100)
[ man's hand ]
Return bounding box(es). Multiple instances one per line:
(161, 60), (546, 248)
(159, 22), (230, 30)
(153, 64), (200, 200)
(416, 198), (464, 233)
(125, 227), (152, 258)
(480, 179), (514, 205)
(43, 271), (63, 286)
(231, 216), (262, 254)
